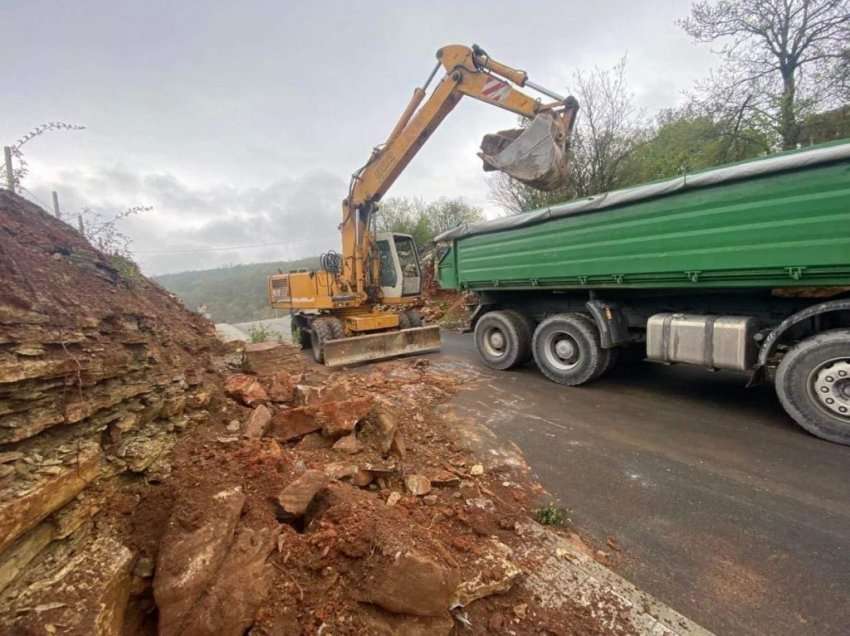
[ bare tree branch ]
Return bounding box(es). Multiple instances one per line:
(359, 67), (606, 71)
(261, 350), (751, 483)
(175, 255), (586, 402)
(680, 0), (850, 149)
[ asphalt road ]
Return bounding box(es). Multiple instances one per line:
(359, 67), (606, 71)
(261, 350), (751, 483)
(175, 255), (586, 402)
(436, 331), (850, 636)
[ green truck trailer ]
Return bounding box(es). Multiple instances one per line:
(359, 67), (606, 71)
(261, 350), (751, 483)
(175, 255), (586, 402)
(436, 140), (850, 445)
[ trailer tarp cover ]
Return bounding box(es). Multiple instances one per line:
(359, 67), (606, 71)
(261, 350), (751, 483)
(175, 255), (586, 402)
(435, 141), (850, 242)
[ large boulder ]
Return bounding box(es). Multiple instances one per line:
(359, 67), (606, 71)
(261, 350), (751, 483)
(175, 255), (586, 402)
(179, 526), (276, 636)
(243, 405), (273, 438)
(224, 375), (268, 407)
(277, 470), (329, 517)
(360, 551), (458, 617)
(153, 486), (245, 635)
(318, 398), (372, 438)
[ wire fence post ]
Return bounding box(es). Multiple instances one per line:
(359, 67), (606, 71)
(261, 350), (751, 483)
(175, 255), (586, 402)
(52, 191), (61, 219)
(77, 213), (85, 236)
(3, 146), (13, 192)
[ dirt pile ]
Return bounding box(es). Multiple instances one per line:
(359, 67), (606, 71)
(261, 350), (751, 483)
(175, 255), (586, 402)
(0, 191), (222, 633)
(101, 345), (624, 635)
(419, 290), (475, 329)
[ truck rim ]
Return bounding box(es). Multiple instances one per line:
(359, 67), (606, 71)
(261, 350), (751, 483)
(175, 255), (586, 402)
(542, 331), (580, 371)
(482, 326), (508, 360)
(810, 357), (850, 419)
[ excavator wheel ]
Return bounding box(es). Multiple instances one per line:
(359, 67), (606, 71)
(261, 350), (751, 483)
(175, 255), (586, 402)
(310, 318), (334, 364)
(292, 318), (312, 350)
(326, 316), (345, 340)
(404, 309), (424, 328)
(398, 312), (412, 330)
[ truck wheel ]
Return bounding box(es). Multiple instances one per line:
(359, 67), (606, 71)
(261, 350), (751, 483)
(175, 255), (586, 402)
(404, 309), (424, 327)
(532, 313), (605, 386)
(309, 318), (334, 364)
(504, 309), (535, 364)
(572, 313), (612, 379)
(775, 329), (850, 445)
(474, 310), (532, 370)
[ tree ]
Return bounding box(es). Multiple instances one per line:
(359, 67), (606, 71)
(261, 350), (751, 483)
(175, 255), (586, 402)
(490, 57), (645, 214)
(427, 197), (484, 236)
(374, 196), (482, 245)
(619, 107), (769, 184)
(680, 0), (850, 150)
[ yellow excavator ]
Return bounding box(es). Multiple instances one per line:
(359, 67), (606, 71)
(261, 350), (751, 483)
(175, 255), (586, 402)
(268, 44), (579, 366)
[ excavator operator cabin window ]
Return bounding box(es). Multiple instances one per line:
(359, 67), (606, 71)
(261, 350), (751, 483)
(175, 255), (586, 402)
(377, 239), (397, 288)
(394, 236), (419, 278)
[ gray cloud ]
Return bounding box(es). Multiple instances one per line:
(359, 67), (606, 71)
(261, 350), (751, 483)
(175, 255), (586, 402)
(29, 167), (344, 275)
(5, 0), (717, 275)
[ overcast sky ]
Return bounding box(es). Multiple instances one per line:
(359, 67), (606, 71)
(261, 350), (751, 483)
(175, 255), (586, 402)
(3, 0), (717, 275)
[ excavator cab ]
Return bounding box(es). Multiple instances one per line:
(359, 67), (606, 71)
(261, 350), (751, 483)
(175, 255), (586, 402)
(376, 233), (422, 299)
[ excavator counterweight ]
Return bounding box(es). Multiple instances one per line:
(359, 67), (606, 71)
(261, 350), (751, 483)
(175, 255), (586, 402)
(268, 44), (579, 366)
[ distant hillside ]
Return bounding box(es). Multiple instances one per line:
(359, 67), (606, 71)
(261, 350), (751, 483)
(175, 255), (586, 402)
(155, 257), (319, 323)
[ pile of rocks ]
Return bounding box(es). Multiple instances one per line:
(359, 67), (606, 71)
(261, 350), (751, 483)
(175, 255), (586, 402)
(142, 347), (532, 635)
(0, 192), (220, 632)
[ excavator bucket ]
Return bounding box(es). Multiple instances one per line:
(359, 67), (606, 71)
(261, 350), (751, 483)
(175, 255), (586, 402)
(322, 325), (441, 368)
(479, 112), (570, 191)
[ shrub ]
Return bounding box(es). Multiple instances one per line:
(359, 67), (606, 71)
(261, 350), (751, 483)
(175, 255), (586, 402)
(534, 502), (567, 526)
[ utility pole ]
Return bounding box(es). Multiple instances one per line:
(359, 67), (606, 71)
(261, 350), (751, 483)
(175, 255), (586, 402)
(3, 146), (13, 192)
(52, 191), (61, 219)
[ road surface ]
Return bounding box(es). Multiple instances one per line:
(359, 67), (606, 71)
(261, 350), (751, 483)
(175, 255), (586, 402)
(436, 331), (850, 636)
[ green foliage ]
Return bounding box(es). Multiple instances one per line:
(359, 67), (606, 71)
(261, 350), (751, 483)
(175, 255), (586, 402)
(619, 109), (770, 184)
(375, 197), (483, 245)
(109, 254), (142, 282)
(534, 502), (567, 527)
(799, 106), (850, 145)
(248, 323), (281, 343)
(155, 257), (319, 323)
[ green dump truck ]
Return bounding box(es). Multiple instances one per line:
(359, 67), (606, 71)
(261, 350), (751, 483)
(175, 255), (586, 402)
(436, 140), (850, 445)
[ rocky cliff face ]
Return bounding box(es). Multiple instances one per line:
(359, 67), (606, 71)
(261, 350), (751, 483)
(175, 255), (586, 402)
(0, 191), (220, 632)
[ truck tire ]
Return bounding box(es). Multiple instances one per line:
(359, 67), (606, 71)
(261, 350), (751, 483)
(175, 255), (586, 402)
(504, 309), (535, 364)
(775, 329), (850, 445)
(474, 310), (532, 370)
(309, 318), (334, 364)
(532, 313), (606, 386)
(572, 313), (612, 379)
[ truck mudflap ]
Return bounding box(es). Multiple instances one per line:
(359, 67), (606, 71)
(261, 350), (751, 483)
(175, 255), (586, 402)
(322, 325), (441, 367)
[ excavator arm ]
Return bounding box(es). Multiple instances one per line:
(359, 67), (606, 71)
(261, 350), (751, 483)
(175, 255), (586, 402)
(342, 43), (579, 296)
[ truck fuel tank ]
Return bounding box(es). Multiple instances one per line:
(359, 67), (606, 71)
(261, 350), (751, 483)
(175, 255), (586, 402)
(646, 314), (758, 372)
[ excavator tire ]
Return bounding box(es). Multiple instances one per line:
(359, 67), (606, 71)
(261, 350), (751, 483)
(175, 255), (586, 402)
(404, 309), (424, 328)
(326, 316), (345, 340)
(292, 317), (312, 350)
(398, 312), (412, 330)
(310, 318), (334, 364)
